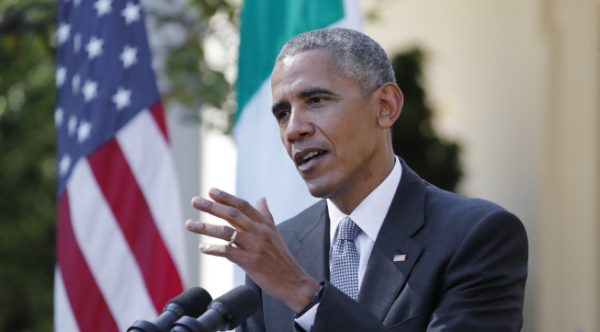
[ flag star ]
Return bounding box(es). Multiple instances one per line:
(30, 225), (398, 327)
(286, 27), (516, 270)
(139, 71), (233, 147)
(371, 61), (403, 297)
(86, 36), (103, 59)
(73, 33), (81, 53)
(55, 108), (64, 127)
(56, 67), (67, 87)
(72, 74), (81, 94)
(68, 116), (78, 136)
(112, 87), (131, 110)
(59, 155), (72, 176)
(94, 0), (112, 17)
(74, 0), (81, 6)
(57, 23), (71, 44)
(77, 121), (92, 143)
(82, 80), (98, 102)
(122, 2), (141, 24)
(120, 45), (138, 68)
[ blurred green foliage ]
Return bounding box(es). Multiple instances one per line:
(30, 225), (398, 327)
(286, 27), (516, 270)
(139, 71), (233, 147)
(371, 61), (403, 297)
(391, 48), (462, 191)
(0, 0), (57, 331)
(165, 34), (231, 114)
(161, 0), (238, 132)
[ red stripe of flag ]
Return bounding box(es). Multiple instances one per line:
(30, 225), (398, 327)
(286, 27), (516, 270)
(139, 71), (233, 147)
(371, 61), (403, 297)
(87, 137), (184, 311)
(149, 102), (169, 143)
(57, 192), (119, 332)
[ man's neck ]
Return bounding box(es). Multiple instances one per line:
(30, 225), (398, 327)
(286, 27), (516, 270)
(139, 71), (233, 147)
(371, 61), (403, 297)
(329, 155), (396, 214)
(326, 156), (402, 242)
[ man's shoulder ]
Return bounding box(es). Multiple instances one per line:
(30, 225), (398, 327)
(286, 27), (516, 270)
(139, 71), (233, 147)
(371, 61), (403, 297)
(420, 182), (525, 241)
(399, 160), (519, 228)
(425, 183), (516, 220)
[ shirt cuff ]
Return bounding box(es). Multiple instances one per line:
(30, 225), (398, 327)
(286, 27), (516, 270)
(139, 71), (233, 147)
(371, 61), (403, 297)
(294, 302), (319, 331)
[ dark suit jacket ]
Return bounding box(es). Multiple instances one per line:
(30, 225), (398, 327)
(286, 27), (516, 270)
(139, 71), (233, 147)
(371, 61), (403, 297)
(239, 161), (528, 331)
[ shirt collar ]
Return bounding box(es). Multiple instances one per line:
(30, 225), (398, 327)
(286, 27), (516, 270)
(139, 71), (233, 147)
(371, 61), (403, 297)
(327, 156), (403, 243)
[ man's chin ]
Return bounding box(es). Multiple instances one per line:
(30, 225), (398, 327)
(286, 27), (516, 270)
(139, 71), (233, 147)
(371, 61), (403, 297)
(304, 181), (333, 199)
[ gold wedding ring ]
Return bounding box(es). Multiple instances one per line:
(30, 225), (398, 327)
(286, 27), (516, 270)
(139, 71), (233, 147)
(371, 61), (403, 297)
(228, 229), (239, 246)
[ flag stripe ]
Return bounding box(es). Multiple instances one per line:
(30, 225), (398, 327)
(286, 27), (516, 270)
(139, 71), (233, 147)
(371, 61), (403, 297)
(149, 102), (170, 143)
(236, 0), (345, 117)
(54, 268), (81, 332)
(68, 158), (157, 330)
(57, 192), (119, 332)
(116, 108), (187, 278)
(87, 137), (183, 312)
(234, 79), (312, 221)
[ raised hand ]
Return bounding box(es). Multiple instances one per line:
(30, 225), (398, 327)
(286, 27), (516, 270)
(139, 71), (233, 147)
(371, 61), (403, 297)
(186, 188), (320, 313)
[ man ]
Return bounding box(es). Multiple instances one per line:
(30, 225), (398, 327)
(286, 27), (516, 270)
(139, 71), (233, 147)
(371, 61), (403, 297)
(185, 28), (528, 331)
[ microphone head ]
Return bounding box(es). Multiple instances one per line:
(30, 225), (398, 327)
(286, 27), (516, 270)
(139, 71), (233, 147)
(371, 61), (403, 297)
(209, 285), (259, 329)
(166, 287), (213, 318)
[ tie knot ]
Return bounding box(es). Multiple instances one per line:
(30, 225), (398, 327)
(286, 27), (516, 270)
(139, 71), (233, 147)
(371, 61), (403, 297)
(337, 217), (360, 241)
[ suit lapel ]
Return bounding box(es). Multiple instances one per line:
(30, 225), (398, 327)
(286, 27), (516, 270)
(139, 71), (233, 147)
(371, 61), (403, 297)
(285, 201), (330, 282)
(358, 162), (426, 321)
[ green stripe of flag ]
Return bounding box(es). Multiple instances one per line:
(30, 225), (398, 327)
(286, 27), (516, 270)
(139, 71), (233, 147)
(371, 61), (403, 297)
(236, 0), (345, 122)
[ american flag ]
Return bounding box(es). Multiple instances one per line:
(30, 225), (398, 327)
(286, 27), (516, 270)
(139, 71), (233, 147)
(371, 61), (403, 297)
(54, 0), (187, 330)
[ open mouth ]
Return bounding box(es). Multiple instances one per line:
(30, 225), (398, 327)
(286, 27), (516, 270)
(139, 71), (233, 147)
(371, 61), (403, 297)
(294, 149), (327, 168)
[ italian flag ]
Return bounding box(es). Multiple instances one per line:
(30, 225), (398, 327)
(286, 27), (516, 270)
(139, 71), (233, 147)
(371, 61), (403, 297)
(235, 0), (362, 222)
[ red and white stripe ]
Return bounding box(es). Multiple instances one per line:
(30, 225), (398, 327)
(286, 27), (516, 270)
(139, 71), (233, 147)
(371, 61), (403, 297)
(55, 104), (186, 331)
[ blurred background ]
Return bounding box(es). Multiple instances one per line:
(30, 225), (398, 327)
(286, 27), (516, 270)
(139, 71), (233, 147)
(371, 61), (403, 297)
(0, 0), (598, 331)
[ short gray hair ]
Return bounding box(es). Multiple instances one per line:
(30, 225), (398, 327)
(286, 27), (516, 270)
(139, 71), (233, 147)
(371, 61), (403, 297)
(275, 28), (396, 94)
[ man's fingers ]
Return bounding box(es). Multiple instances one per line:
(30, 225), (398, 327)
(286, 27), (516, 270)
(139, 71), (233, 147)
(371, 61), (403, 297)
(185, 220), (245, 247)
(255, 197), (275, 226)
(199, 243), (238, 258)
(208, 188), (271, 225)
(191, 195), (254, 232)
(198, 243), (253, 266)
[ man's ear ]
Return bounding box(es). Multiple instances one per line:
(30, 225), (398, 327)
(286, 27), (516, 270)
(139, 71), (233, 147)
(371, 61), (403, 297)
(376, 83), (403, 129)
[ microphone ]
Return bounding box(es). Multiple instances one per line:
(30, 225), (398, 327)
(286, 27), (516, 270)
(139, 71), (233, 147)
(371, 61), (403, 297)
(171, 286), (259, 332)
(128, 287), (213, 332)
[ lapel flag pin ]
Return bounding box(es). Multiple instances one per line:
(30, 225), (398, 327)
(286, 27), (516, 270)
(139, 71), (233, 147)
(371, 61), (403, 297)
(393, 254), (407, 262)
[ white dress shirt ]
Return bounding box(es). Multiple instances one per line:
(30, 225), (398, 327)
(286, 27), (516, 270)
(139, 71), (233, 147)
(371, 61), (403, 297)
(296, 157), (403, 330)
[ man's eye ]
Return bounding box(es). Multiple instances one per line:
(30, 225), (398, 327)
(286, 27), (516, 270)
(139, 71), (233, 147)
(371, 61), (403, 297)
(274, 110), (290, 122)
(307, 96), (324, 105)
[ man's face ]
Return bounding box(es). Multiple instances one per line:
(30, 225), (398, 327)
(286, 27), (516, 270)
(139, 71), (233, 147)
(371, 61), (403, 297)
(271, 49), (388, 205)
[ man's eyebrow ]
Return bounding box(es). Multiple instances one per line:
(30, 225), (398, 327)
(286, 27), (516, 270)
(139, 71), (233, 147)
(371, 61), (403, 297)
(297, 87), (336, 98)
(272, 87), (338, 114)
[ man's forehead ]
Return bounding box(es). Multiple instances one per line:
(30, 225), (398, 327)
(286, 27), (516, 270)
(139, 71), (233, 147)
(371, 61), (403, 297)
(271, 69), (337, 102)
(281, 54), (297, 67)
(273, 49), (334, 72)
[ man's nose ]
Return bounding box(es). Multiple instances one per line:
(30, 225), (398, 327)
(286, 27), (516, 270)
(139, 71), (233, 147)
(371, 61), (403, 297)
(285, 108), (314, 143)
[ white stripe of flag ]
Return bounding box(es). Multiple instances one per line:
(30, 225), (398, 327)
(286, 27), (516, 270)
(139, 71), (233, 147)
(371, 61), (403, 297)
(53, 268), (80, 332)
(117, 110), (187, 279)
(68, 158), (157, 330)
